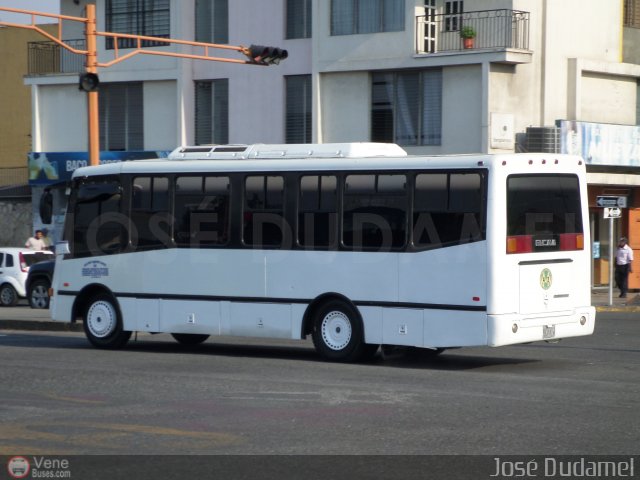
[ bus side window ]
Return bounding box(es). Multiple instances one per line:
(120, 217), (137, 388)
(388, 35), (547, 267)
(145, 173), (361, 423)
(243, 176), (287, 248)
(73, 178), (124, 257)
(343, 174), (407, 250)
(130, 176), (171, 250)
(298, 175), (338, 249)
(413, 172), (483, 249)
(174, 176), (230, 247)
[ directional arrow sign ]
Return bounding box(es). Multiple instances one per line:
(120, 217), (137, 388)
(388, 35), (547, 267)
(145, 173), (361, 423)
(604, 207), (622, 218)
(596, 196), (627, 208)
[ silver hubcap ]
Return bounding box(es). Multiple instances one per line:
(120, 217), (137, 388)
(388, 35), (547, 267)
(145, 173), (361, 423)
(86, 300), (117, 338)
(321, 311), (352, 351)
(31, 285), (49, 308)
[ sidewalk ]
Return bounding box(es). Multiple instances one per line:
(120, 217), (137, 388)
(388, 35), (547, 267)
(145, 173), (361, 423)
(591, 288), (640, 312)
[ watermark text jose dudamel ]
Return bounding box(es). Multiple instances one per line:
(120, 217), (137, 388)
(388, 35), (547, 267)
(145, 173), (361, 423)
(490, 457), (635, 478)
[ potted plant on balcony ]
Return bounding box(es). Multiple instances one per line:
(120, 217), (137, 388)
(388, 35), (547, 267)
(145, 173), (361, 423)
(460, 25), (476, 49)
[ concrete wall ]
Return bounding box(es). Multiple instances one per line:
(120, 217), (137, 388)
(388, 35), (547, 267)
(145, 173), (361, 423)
(581, 72), (638, 125)
(319, 72), (370, 143)
(0, 199), (32, 247)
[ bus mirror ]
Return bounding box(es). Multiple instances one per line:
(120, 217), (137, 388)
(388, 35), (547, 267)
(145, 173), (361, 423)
(56, 241), (70, 256)
(39, 189), (53, 224)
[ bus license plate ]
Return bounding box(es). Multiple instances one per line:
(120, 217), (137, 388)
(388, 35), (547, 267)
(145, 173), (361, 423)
(543, 325), (556, 339)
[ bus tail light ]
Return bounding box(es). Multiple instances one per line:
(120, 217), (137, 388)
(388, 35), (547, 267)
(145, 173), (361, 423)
(560, 233), (584, 251)
(507, 235), (533, 254)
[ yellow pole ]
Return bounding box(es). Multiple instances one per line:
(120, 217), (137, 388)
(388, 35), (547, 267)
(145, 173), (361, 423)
(86, 4), (100, 166)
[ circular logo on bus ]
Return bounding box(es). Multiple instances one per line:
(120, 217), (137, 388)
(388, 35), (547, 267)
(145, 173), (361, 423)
(540, 268), (552, 290)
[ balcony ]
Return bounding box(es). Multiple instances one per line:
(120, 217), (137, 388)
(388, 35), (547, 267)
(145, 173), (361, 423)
(27, 39), (86, 76)
(416, 9), (530, 55)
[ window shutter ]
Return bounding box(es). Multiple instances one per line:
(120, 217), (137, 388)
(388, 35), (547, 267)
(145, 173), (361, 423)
(286, 75), (312, 143)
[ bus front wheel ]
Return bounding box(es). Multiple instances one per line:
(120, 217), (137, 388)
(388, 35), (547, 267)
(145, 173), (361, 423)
(83, 294), (131, 349)
(311, 300), (377, 362)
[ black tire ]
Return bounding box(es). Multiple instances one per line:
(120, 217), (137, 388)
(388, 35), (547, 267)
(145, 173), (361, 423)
(311, 300), (376, 362)
(29, 279), (51, 309)
(82, 293), (131, 349)
(171, 333), (210, 345)
(0, 284), (19, 307)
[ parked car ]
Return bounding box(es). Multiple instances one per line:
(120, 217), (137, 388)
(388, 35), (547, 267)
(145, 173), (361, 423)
(0, 248), (55, 306)
(26, 259), (56, 309)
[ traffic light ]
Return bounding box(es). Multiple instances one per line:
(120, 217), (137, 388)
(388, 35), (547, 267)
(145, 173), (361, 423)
(244, 45), (288, 65)
(78, 73), (100, 92)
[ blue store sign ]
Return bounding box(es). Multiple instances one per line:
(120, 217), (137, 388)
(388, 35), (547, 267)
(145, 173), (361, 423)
(28, 151), (170, 185)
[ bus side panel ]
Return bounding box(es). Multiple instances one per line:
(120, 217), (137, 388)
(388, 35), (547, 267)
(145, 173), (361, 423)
(159, 299), (220, 335)
(398, 242), (487, 307)
(423, 310), (488, 347)
(228, 302), (292, 339)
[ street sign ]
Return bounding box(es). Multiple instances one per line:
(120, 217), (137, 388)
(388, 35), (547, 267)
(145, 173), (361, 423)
(596, 196), (627, 208)
(603, 207), (622, 218)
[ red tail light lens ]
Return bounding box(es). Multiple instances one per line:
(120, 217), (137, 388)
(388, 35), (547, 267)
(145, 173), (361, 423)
(507, 235), (533, 254)
(560, 233), (584, 251)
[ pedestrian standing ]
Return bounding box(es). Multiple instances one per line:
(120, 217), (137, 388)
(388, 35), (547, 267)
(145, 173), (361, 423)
(615, 236), (634, 298)
(25, 230), (47, 251)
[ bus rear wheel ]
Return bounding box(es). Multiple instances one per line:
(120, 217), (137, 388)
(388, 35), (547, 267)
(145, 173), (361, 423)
(171, 333), (210, 345)
(83, 294), (131, 349)
(311, 300), (377, 362)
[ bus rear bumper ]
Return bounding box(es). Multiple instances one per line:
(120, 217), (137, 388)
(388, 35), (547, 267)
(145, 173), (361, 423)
(487, 307), (596, 347)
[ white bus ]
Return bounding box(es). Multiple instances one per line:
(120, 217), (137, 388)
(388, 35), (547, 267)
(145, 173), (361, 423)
(49, 143), (595, 361)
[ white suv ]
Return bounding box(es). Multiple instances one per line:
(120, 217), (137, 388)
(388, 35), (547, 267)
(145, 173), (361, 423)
(0, 248), (55, 306)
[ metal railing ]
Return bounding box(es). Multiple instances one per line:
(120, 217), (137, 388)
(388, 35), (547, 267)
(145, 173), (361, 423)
(416, 9), (530, 54)
(28, 39), (86, 75)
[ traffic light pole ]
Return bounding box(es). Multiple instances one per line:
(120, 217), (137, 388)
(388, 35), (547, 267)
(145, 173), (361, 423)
(0, 5), (287, 166)
(85, 4), (100, 168)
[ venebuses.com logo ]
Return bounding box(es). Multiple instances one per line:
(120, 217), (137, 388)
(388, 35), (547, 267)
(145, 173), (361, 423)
(7, 456), (30, 479)
(6, 456), (72, 478)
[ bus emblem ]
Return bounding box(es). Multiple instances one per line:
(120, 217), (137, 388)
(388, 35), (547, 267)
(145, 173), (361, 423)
(540, 268), (552, 290)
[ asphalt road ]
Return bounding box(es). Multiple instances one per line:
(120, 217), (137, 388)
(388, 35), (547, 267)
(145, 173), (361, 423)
(0, 311), (638, 458)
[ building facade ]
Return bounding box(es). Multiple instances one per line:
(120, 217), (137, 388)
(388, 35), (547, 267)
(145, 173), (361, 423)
(23, 0), (640, 287)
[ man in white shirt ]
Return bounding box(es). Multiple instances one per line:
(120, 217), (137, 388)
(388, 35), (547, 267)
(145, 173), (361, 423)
(25, 230), (47, 251)
(615, 236), (634, 298)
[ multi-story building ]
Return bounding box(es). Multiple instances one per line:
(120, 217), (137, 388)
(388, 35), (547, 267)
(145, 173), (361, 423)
(23, 0), (640, 287)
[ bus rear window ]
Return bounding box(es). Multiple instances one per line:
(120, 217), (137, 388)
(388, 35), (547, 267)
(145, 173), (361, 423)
(507, 175), (583, 254)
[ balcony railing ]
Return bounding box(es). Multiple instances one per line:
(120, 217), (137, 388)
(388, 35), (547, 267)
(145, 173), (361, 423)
(416, 9), (530, 55)
(28, 39), (86, 75)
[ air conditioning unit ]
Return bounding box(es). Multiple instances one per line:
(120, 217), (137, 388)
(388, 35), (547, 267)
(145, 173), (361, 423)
(526, 126), (560, 153)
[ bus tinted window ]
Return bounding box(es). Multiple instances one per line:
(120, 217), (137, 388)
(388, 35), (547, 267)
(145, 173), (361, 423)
(175, 176), (230, 247)
(244, 176), (287, 247)
(413, 172), (484, 249)
(299, 175), (338, 248)
(507, 175), (582, 236)
(343, 174), (407, 250)
(131, 176), (171, 249)
(73, 178), (124, 257)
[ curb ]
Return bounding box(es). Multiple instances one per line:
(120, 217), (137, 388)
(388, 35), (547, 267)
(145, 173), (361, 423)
(0, 320), (83, 333)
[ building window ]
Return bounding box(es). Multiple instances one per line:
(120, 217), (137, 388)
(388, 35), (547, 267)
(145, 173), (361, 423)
(195, 79), (229, 145)
(286, 75), (312, 144)
(444, 0), (463, 32)
(99, 83), (144, 151)
(105, 0), (170, 49)
(625, 0), (640, 28)
(195, 0), (229, 44)
(287, 0), (312, 39)
(371, 70), (442, 146)
(331, 0), (404, 36)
